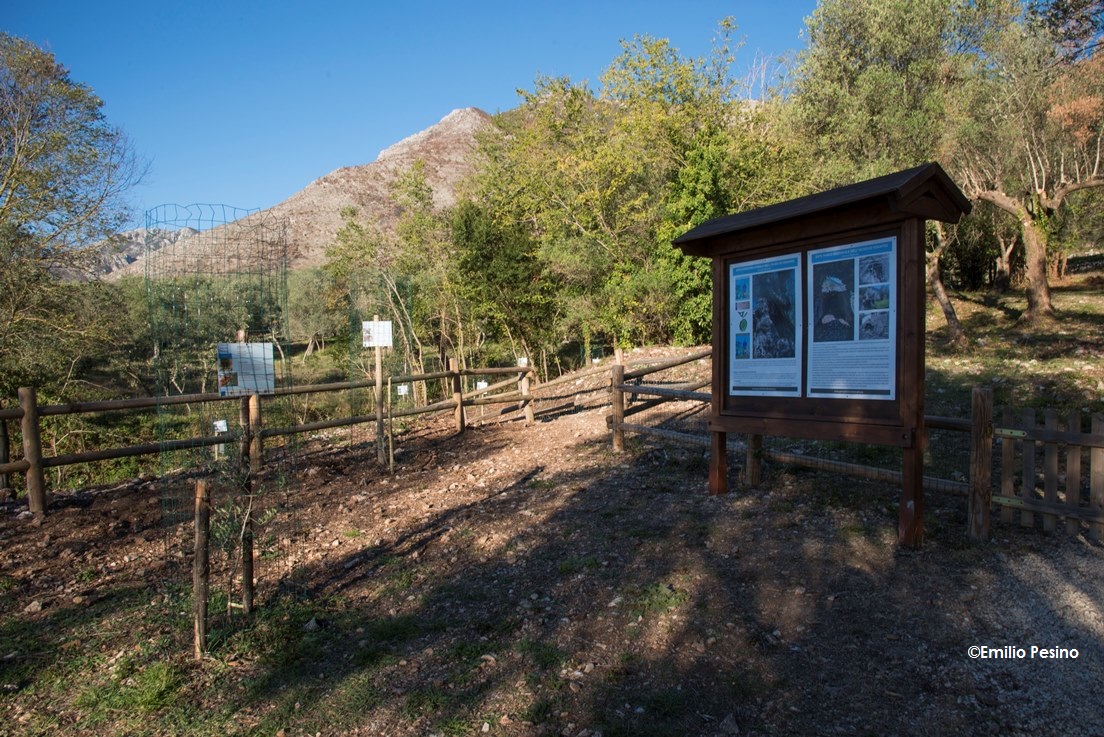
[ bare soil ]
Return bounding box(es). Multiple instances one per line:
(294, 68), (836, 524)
(2, 376), (1103, 737)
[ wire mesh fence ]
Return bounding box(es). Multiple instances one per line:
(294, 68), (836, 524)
(144, 203), (301, 607)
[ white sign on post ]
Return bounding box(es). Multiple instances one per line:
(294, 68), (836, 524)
(362, 320), (393, 348)
(396, 383), (410, 397)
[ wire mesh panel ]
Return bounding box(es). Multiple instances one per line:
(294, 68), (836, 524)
(144, 204), (299, 602)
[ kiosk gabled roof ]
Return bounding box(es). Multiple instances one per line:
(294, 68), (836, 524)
(673, 162), (971, 257)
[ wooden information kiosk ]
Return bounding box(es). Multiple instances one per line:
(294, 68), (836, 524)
(673, 163), (971, 546)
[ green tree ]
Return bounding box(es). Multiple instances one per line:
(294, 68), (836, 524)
(451, 201), (560, 361)
(287, 268), (345, 359)
(792, 0), (954, 183)
(469, 20), (791, 351)
(791, 0), (978, 345)
(0, 34), (142, 396)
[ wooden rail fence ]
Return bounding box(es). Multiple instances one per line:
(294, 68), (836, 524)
(0, 363), (535, 517)
(608, 354), (1104, 541)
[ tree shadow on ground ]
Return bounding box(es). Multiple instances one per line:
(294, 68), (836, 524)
(3, 413), (1102, 737)
(216, 420), (1104, 737)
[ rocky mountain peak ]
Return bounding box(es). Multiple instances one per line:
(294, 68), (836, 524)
(107, 107), (494, 278)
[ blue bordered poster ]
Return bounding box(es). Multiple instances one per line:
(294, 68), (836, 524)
(729, 254), (803, 397)
(216, 342), (275, 397)
(806, 237), (896, 400)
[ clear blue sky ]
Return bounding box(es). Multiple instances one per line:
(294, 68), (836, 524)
(5, 1), (817, 223)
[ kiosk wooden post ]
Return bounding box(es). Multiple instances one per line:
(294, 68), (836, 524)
(673, 163), (971, 548)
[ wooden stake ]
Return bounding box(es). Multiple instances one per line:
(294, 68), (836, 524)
(746, 434), (763, 487)
(968, 387), (993, 541)
(193, 478), (210, 660)
(450, 358), (465, 434)
(1043, 409), (1059, 532)
(0, 419), (9, 493)
(18, 388), (46, 516)
(1065, 410), (1082, 536)
(375, 315), (385, 464)
(1000, 407), (1015, 525)
(611, 363), (625, 453)
(1090, 414), (1103, 542)
(248, 394), (262, 472)
(387, 378), (395, 474)
(899, 444), (925, 547)
(241, 505), (254, 615)
(520, 370), (534, 426)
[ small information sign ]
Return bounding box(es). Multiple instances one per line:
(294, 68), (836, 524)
(362, 321), (393, 348)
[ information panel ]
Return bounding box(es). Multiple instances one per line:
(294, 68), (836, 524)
(216, 342), (275, 397)
(806, 237), (896, 400)
(362, 320), (393, 348)
(728, 254), (803, 397)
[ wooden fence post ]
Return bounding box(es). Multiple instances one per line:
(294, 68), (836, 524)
(238, 396), (251, 466)
(1021, 408), (1036, 528)
(375, 314), (386, 464)
(249, 394), (262, 472)
(899, 444), (925, 547)
(450, 358), (466, 434)
(1000, 407), (1015, 525)
(18, 387), (46, 516)
(746, 434), (763, 487)
(1065, 410), (1082, 536)
(1091, 414), (1103, 543)
(611, 363), (625, 452)
(1043, 409), (1059, 532)
(0, 419), (9, 493)
(193, 477), (210, 660)
(519, 370), (534, 426)
(968, 387), (993, 541)
(245, 393), (262, 614)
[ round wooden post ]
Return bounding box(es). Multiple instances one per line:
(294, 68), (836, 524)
(968, 387), (994, 541)
(611, 363), (625, 452)
(899, 443), (925, 547)
(746, 434), (763, 487)
(0, 419), (10, 493)
(193, 478), (210, 659)
(450, 358), (466, 434)
(520, 370), (534, 426)
(238, 396), (251, 465)
(375, 315), (386, 464)
(248, 393), (262, 473)
(387, 378), (395, 475)
(18, 388), (46, 516)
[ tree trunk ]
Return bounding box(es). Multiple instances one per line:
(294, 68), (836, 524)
(928, 223), (966, 348)
(1020, 217), (1055, 323)
(993, 234), (1015, 292)
(928, 257), (967, 348)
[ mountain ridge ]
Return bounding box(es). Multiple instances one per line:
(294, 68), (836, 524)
(104, 107), (493, 278)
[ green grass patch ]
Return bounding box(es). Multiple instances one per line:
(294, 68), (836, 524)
(631, 583), (689, 616)
(76, 660), (183, 717)
(557, 554), (600, 575)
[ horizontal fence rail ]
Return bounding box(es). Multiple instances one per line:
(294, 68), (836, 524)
(0, 363), (537, 516)
(608, 352), (1104, 542)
